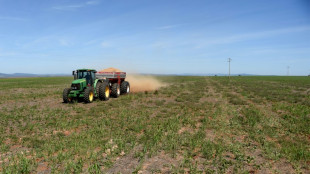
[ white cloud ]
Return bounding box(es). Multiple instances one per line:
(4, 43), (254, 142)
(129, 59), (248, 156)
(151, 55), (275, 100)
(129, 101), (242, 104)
(156, 25), (177, 30)
(86, 0), (100, 5)
(226, 26), (310, 42)
(0, 49), (49, 57)
(59, 39), (70, 46)
(151, 41), (170, 48)
(20, 35), (73, 48)
(21, 36), (51, 49)
(53, 5), (82, 11)
(84, 39), (98, 46)
(156, 23), (187, 30)
(101, 42), (111, 48)
(195, 26), (310, 48)
(0, 16), (26, 21)
(0, 51), (19, 57)
(52, 0), (100, 11)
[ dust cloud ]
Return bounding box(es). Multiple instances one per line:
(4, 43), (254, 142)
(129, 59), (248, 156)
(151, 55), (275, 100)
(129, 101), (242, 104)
(98, 67), (165, 93)
(126, 74), (165, 93)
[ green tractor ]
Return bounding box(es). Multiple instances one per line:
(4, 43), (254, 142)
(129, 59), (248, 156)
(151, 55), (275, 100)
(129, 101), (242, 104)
(63, 69), (109, 103)
(63, 69), (130, 103)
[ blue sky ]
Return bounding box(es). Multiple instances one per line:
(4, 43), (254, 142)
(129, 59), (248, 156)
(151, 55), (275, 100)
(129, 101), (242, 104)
(0, 0), (309, 75)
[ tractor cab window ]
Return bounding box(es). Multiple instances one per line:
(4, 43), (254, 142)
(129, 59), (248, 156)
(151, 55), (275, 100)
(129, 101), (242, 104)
(85, 72), (92, 85)
(77, 71), (94, 86)
(77, 71), (88, 79)
(91, 72), (95, 81)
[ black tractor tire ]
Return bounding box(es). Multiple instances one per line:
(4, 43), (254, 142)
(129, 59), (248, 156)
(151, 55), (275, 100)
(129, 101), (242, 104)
(99, 82), (110, 101)
(84, 87), (94, 103)
(120, 81), (130, 95)
(111, 83), (120, 98)
(96, 81), (102, 98)
(63, 88), (72, 103)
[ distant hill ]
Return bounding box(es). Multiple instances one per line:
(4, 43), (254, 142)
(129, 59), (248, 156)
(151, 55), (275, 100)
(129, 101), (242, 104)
(0, 73), (69, 78)
(156, 73), (259, 76)
(180, 73), (284, 76)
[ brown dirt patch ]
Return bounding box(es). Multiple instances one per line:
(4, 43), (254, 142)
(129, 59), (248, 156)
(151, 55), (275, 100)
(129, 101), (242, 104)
(199, 96), (219, 103)
(139, 151), (182, 173)
(37, 162), (50, 174)
(178, 126), (194, 134)
(270, 159), (296, 174)
(205, 129), (216, 141)
(104, 147), (141, 174)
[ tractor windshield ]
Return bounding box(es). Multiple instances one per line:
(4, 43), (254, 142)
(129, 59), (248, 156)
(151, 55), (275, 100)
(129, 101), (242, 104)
(77, 71), (94, 86)
(77, 71), (91, 79)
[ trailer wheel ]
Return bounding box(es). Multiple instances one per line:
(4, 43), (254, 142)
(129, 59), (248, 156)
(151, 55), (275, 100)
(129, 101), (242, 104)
(63, 88), (72, 103)
(111, 83), (120, 98)
(99, 82), (110, 101)
(121, 81), (130, 94)
(84, 87), (94, 103)
(96, 81), (102, 98)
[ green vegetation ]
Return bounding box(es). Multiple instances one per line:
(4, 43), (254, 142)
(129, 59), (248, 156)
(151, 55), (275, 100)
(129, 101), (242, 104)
(0, 76), (309, 173)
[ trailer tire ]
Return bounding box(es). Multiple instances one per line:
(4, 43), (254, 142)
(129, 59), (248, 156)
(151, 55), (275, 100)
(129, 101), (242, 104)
(111, 83), (120, 98)
(121, 81), (130, 94)
(84, 87), (94, 103)
(99, 82), (110, 101)
(96, 81), (102, 98)
(63, 88), (72, 103)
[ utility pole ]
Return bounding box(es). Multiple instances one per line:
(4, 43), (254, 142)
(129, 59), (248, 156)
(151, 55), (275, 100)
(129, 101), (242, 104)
(228, 58), (232, 78)
(287, 66), (290, 76)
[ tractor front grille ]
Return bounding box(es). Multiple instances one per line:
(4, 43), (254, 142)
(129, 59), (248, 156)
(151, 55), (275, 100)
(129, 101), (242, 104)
(71, 84), (80, 90)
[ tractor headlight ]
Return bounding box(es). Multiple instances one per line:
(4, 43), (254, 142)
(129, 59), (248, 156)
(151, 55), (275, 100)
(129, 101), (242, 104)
(71, 84), (80, 90)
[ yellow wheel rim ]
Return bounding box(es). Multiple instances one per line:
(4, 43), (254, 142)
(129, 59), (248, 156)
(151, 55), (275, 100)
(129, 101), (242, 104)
(105, 86), (110, 97)
(89, 91), (94, 101)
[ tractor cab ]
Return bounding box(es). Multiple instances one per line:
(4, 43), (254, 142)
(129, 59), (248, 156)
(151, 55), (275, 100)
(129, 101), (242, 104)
(73, 69), (97, 86)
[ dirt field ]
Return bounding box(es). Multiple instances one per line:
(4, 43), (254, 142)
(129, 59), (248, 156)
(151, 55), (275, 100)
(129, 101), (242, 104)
(0, 76), (309, 173)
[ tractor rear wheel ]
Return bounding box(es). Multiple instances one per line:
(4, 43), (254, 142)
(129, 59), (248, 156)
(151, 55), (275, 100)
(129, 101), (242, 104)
(63, 88), (72, 103)
(111, 83), (120, 98)
(99, 82), (110, 101)
(84, 87), (94, 103)
(121, 81), (130, 94)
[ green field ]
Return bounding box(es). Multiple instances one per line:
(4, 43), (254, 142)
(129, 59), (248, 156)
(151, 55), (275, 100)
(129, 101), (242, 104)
(0, 76), (309, 173)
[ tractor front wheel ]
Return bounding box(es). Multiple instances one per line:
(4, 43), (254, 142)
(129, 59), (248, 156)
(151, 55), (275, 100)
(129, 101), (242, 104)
(63, 88), (72, 103)
(99, 82), (110, 101)
(111, 83), (120, 98)
(84, 87), (94, 103)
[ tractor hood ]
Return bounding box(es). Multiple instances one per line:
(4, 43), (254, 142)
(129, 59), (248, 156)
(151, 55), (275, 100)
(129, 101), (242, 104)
(72, 79), (86, 84)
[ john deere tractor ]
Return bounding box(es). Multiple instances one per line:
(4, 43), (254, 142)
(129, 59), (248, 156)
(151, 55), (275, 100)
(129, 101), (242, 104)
(63, 69), (110, 103)
(63, 69), (130, 103)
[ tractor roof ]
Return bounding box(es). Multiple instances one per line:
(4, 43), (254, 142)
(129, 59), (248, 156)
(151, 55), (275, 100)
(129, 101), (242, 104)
(77, 69), (97, 72)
